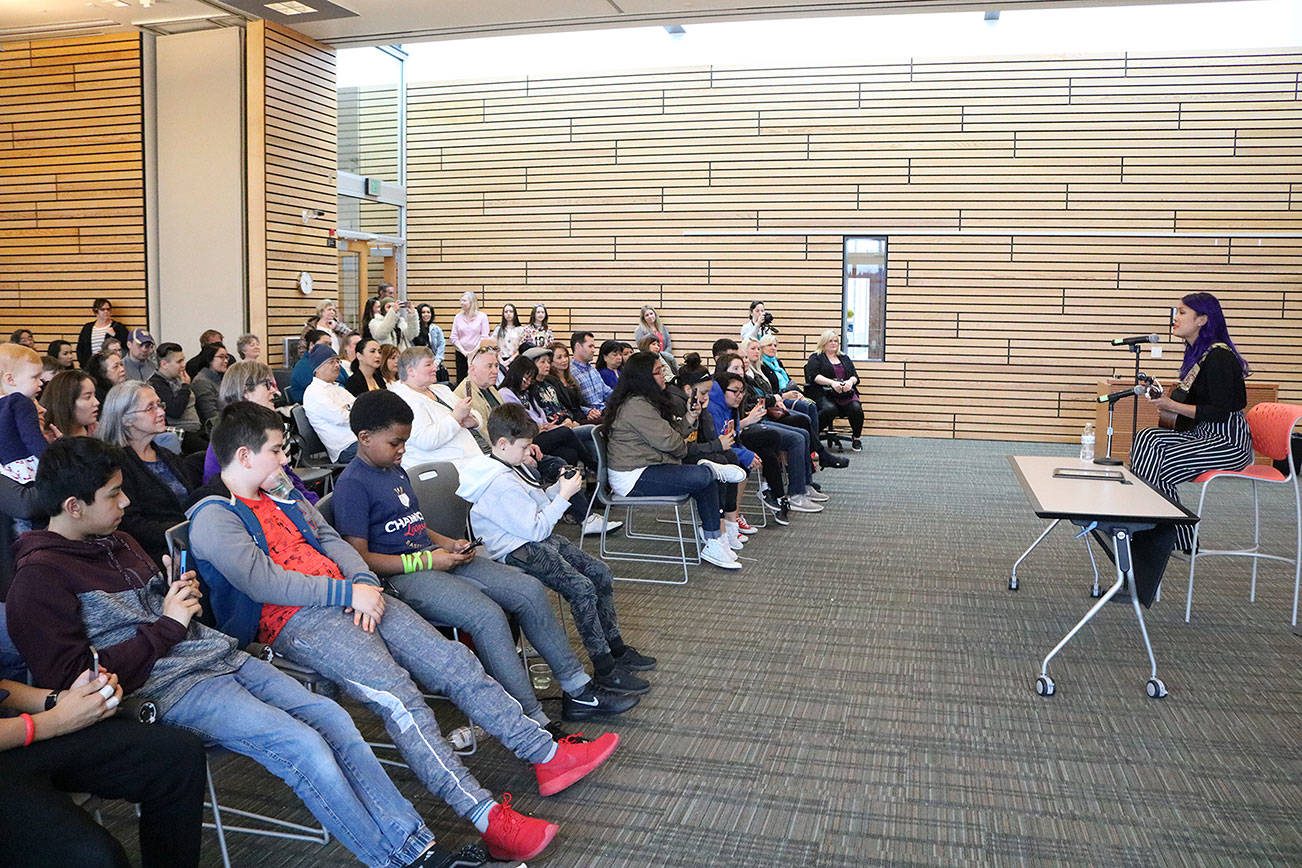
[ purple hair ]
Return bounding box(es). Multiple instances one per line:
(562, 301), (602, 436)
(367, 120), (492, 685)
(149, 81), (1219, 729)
(1180, 292), (1249, 379)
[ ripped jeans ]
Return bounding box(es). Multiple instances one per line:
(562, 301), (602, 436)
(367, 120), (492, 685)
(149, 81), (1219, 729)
(273, 599), (555, 819)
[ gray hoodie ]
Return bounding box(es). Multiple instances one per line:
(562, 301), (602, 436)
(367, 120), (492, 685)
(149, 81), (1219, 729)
(456, 454), (570, 561)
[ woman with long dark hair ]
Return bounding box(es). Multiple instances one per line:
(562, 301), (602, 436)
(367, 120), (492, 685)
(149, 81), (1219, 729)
(344, 338), (386, 396)
(521, 304), (553, 349)
(40, 370), (99, 438)
(500, 355), (591, 470)
(1130, 293), (1253, 577)
(600, 352), (738, 570)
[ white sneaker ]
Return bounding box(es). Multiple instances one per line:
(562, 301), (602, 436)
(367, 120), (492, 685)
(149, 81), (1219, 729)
(701, 537), (742, 569)
(581, 514), (624, 536)
(724, 521), (745, 551)
(699, 459), (747, 483)
(786, 493), (824, 513)
(807, 489), (829, 503)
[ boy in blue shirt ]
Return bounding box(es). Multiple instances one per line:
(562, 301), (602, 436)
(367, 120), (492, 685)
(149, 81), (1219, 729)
(457, 404), (655, 694)
(332, 389), (637, 724)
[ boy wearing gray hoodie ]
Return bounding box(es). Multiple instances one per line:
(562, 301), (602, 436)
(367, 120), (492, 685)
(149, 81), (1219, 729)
(457, 404), (656, 696)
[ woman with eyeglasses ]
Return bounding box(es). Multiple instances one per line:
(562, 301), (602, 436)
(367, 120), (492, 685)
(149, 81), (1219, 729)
(75, 298), (129, 369)
(96, 380), (197, 566)
(600, 351), (740, 571)
(191, 361), (319, 503)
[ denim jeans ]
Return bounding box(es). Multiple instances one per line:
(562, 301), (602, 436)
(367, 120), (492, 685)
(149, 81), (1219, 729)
(386, 553), (590, 723)
(163, 658), (433, 868)
(781, 401), (823, 458)
(752, 421), (809, 495)
(628, 462), (721, 536)
(274, 598), (555, 819)
(505, 533), (622, 661)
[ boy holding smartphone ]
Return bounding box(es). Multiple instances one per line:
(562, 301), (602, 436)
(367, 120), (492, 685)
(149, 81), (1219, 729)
(332, 390), (637, 726)
(457, 404), (656, 698)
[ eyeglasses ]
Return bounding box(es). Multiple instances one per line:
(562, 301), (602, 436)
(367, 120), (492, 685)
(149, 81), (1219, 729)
(128, 400), (163, 414)
(725, 387), (746, 395)
(254, 378), (277, 391)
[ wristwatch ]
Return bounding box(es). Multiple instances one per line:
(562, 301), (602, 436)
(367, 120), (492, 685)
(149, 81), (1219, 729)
(44, 690), (60, 711)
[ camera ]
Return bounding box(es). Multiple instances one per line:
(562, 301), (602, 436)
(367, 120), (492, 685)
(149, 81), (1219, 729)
(761, 311), (779, 334)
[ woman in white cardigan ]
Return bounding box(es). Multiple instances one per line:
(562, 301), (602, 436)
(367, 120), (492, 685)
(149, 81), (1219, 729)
(368, 298), (418, 351)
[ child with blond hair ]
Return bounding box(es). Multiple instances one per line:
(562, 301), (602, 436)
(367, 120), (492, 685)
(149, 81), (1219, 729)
(0, 344), (52, 484)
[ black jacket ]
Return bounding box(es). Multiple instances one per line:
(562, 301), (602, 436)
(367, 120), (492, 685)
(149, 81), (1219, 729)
(803, 352), (860, 412)
(0, 475), (44, 600)
(117, 440), (196, 567)
(76, 320), (130, 368)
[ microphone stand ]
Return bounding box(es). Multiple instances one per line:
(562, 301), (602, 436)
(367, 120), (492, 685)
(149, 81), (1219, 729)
(1128, 343), (1143, 450)
(1095, 394), (1136, 466)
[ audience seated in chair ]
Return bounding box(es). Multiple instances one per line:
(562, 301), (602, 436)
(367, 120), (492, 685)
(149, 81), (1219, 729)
(332, 390), (638, 727)
(300, 344), (358, 464)
(7, 435), (475, 868)
(804, 329), (864, 453)
(186, 402), (621, 862)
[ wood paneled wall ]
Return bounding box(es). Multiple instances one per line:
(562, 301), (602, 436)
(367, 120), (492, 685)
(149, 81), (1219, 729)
(404, 51), (1302, 441)
(249, 21), (338, 366)
(0, 33), (146, 347)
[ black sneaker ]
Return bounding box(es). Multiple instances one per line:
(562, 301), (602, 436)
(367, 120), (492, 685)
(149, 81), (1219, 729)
(407, 842), (490, 867)
(593, 666), (651, 696)
(851, 438), (863, 452)
(761, 491), (790, 526)
(561, 687), (640, 721)
(613, 645), (656, 671)
(544, 721), (591, 740)
(820, 453), (849, 468)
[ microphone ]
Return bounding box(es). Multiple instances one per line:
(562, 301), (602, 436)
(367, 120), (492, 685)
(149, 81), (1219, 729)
(1097, 385), (1144, 404)
(1111, 334), (1161, 346)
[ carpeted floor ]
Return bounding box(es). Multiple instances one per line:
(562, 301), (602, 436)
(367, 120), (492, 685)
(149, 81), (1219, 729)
(101, 436), (1302, 866)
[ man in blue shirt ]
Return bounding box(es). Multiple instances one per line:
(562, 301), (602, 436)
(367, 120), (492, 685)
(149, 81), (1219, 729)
(568, 332), (609, 421)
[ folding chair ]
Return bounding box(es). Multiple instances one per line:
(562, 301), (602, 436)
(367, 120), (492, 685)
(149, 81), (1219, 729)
(288, 404), (347, 492)
(575, 427), (700, 585)
(1184, 402), (1302, 625)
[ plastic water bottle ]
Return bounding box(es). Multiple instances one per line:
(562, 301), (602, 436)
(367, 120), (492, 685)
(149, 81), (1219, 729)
(1080, 422), (1095, 462)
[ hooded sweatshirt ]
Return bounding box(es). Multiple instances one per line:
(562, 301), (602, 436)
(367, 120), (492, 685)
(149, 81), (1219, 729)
(7, 530), (246, 714)
(455, 453), (571, 561)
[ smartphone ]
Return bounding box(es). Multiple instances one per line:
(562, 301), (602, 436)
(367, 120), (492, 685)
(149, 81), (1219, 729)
(764, 395), (777, 408)
(170, 549), (187, 584)
(458, 537), (485, 554)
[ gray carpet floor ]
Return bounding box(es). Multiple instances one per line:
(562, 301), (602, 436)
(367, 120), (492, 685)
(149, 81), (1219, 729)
(101, 436), (1302, 866)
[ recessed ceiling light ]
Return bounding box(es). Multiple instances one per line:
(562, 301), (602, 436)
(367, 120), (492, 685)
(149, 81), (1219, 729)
(664, 24), (685, 36)
(266, 1), (316, 14)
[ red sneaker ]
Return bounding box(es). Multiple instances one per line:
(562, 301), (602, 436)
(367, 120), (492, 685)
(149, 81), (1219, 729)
(534, 732), (619, 796)
(736, 515), (759, 535)
(480, 793), (558, 861)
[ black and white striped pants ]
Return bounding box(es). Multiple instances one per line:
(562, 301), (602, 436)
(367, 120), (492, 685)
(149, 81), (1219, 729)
(1130, 410), (1253, 551)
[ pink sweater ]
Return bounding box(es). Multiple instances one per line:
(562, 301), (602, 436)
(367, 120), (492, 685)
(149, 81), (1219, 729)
(451, 311), (489, 355)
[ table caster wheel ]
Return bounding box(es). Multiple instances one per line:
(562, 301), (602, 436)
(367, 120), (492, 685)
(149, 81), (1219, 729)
(1146, 678), (1167, 699)
(1035, 675), (1055, 696)
(1009, 576), (1019, 591)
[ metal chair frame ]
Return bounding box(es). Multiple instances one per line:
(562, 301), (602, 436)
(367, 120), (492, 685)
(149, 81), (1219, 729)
(1183, 402), (1302, 625)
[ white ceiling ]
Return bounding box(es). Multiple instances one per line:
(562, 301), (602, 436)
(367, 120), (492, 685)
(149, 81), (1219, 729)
(0, 0), (1234, 47)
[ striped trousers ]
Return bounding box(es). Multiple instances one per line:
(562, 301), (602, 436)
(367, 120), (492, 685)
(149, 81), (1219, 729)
(1129, 410), (1253, 552)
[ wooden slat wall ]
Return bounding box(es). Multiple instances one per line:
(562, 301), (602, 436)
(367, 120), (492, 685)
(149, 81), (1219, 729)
(0, 33), (146, 346)
(402, 50), (1302, 441)
(255, 21), (338, 366)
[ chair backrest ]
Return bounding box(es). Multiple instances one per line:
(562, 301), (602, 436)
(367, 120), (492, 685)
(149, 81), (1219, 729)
(315, 491), (335, 527)
(580, 426), (614, 507)
(273, 368), (292, 393)
(290, 404), (328, 457)
(1246, 402), (1302, 465)
(406, 461), (472, 540)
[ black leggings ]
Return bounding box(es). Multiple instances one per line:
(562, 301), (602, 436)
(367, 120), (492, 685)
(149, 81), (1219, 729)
(739, 426), (785, 498)
(819, 399), (864, 439)
(0, 717), (206, 868)
(454, 350), (469, 383)
(534, 426), (594, 470)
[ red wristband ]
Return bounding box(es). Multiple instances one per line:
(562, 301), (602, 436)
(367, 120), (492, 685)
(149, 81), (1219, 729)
(20, 713), (35, 747)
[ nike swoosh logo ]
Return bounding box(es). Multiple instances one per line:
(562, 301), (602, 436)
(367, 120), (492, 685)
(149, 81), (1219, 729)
(572, 696), (599, 706)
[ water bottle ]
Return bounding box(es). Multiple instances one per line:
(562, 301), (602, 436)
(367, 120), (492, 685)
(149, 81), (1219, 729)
(1080, 422), (1095, 462)
(263, 469), (296, 500)
(448, 725), (484, 751)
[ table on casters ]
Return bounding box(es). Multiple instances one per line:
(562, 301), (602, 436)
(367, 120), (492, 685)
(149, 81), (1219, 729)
(1008, 456), (1199, 701)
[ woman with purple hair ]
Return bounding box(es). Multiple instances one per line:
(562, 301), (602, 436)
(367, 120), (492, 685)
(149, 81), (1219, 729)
(1127, 292), (1252, 596)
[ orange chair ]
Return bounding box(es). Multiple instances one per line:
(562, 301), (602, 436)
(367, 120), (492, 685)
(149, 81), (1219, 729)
(1184, 402), (1302, 625)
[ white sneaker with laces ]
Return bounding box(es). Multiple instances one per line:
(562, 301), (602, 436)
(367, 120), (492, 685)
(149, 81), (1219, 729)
(724, 521), (745, 550)
(701, 537), (742, 569)
(581, 514), (624, 535)
(698, 459), (747, 483)
(786, 494), (825, 513)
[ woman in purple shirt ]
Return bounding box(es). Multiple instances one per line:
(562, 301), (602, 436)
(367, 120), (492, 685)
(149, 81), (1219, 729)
(803, 329), (864, 452)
